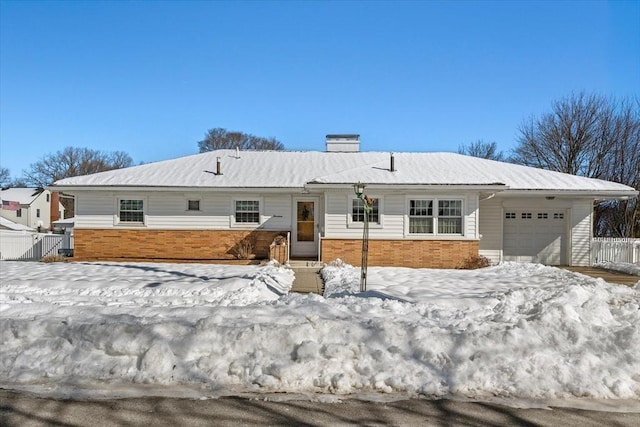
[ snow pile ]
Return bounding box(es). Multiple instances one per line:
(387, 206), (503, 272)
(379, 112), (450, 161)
(1, 260), (639, 405)
(595, 261), (640, 277)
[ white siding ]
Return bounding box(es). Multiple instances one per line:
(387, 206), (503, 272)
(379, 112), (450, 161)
(570, 200), (593, 266)
(478, 197), (503, 264)
(324, 189), (480, 240)
(262, 195), (292, 230)
(75, 192), (116, 228)
(74, 191), (293, 230)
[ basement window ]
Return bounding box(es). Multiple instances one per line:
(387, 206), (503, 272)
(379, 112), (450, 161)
(119, 199), (144, 223)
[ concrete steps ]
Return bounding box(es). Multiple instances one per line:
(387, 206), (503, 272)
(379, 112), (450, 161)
(288, 261), (324, 294)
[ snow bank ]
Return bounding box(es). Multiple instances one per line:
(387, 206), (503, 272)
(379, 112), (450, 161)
(1, 260), (639, 406)
(595, 261), (640, 277)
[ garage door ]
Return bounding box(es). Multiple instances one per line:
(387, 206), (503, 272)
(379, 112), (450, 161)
(503, 210), (567, 265)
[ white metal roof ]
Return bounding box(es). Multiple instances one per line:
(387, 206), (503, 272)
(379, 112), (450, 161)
(0, 188), (44, 204)
(51, 150), (637, 196)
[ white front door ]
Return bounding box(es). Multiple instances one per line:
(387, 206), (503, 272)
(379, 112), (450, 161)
(292, 197), (318, 258)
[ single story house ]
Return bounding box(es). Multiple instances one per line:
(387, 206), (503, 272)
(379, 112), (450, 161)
(0, 188), (65, 232)
(50, 135), (637, 268)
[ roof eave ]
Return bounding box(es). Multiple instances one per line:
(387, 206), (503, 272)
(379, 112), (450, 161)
(305, 182), (508, 191)
(501, 189), (638, 199)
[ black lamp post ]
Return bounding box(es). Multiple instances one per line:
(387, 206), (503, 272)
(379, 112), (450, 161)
(353, 183), (371, 292)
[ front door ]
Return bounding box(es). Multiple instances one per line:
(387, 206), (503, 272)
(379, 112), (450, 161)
(292, 198), (318, 258)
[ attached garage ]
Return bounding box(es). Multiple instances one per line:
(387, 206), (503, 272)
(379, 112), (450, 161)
(503, 209), (568, 265)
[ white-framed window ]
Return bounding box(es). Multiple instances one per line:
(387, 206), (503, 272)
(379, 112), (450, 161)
(438, 199), (462, 234)
(407, 198), (464, 235)
(16, 209), (22, 218)
(234, 199), (260, 224)
(348, 196), (383, 228)
(505, 212), (516, 219)
(36, 208), (41, 218)
(118, 199), (144, 224)
(409, 199), (433, 234)
(187, 199), (201, 211)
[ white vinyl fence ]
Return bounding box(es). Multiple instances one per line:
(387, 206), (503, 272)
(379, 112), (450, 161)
(0, 231), (73, 261)
(591, 238), (640, 265)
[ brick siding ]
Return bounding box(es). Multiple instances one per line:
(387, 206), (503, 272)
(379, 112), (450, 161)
(74, 229), (286, 261)
(321, 239), (479, 268)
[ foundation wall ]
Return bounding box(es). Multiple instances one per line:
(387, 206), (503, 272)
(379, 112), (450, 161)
(321, 239), (479, 268)
(73, 229), (286, 261)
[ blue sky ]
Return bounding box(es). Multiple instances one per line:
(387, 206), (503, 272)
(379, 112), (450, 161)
(1, 0), (638, 178)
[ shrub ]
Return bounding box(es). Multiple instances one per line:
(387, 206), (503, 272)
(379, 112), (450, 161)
(40, 255), (66, 263)
(231, 236), (256, 260)
(458, 255), (491, 269)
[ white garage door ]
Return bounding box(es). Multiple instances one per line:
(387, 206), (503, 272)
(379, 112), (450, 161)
(503, 210), (567, 265)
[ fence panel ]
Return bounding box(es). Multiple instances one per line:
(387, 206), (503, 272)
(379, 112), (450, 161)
(0, 232), (70, 261)
(0, 232), (39, 260)
(591, 238), (640, 265)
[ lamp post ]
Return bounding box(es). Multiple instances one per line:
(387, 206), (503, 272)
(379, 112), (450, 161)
(353, 183), (372, 292)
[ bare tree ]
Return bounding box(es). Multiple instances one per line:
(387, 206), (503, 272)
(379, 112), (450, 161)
(511, 93), (640, 237)
(24, 147), (133, 218)
(198, 128), (284, 152)
(458, 140), (505, 161)
(0, 167), (10, 188)
(24, 147), (133, 188)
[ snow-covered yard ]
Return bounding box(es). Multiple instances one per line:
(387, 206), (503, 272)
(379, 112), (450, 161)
(1, 260), (639, 409)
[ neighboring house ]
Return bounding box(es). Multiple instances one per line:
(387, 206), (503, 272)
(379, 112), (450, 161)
(0, 188), (65, 232)
(50, 135), (638, 268)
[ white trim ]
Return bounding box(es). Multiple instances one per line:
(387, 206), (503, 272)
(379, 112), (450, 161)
(114, 196), (147, 227)
(230, 197), (264, 228)
(404, 196), (465, 237)
(346, 194), (384, 229)
(291, 196), (319, 257)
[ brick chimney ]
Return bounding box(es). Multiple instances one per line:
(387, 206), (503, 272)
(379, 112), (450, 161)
(50, 191), (61, 225)
(326, 134), (360, 152)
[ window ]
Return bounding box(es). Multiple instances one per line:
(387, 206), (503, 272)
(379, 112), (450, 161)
(119, 199), (144, 223)
(187, 200), (200, 211)
(235, 200), (260, 223)
(46, 194), (50, 202)
(36, 209), (41, 218)
(505, 212), (516, 219)
(409, 199), (433, 234)
(352, 198), (379, 223)
(537, 213), (548, 219)
(438, 200), (462, 234)
(554, 212), (564, 220)
(521, 212), (532, 219)
(16, 209), (22, 218)
(408, 198), (463, 235)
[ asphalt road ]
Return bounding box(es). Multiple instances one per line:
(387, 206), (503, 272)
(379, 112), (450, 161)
(2, 390), (640, 427)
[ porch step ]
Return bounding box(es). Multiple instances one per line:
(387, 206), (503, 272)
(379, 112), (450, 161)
(288, 260), (324, 268)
